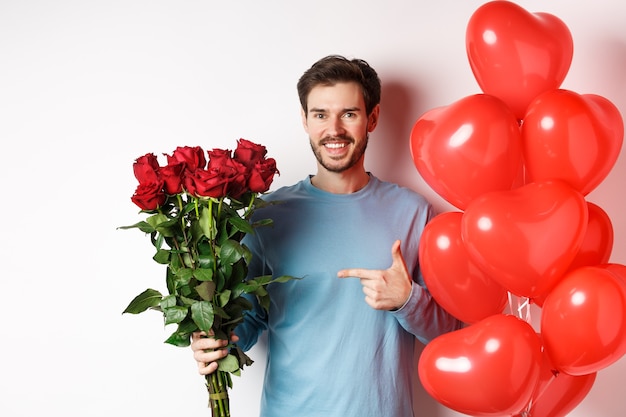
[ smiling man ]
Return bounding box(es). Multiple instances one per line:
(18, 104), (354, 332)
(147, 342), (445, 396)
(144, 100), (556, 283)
(191, 55), (463, 417)
(303, 80), (377, 193)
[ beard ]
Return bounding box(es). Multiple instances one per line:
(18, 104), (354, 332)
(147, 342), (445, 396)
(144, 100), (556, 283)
(310, 133), (369, 173)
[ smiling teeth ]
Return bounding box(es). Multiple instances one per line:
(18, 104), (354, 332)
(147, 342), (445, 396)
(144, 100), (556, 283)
(325, 143), (346, 149)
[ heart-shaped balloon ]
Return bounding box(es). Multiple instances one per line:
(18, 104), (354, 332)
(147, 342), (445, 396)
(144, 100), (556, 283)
(533, 201), (614, 307)
(567, 202), (614, 271)
(466, 1), (573, 119)
(541, 266), (626, 376)
(461, 180), (588, 299)
(513, 346), (596, 417)
(419, 211), (508, 324)
(410, 94), (523, 210)
(600, 263), (626, 284)
(418, 314), (542, 416)
(522, 90), (624, 195)
(523, 374), (596, 417)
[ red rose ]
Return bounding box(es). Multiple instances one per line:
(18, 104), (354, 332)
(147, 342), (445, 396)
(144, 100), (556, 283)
(207, 148), (233, 170)
(206, 148), (249, 199)
(234, 138), (267, 168)
(133, 153), (160, 185)
(183, 169), (229, 198)
(160, 162), (185, 195)
(166, 146), (207, 172)
(224, 159), (249, 199)
(248, 158), (279, 193)
(131, 181), (166, 210)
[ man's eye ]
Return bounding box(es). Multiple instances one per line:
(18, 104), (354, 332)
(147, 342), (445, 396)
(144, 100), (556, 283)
(344, 112), (355, 118)
(314, 113), (325, 119)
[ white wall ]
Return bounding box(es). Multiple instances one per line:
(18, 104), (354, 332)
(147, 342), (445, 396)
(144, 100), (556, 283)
(1, 0), (624, 416)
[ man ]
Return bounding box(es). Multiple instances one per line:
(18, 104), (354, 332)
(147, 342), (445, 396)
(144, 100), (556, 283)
(191, 55), (462, 417)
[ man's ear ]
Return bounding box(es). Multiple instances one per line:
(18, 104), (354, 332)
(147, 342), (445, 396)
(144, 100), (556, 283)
(301, 108), (309, 133)
(367, 104), (380, 132)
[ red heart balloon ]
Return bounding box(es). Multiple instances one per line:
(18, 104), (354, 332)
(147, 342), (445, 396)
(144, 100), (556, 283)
(525, 375), (596, 417)
(521, 373), (596, 417)
(522, 90), (624, 195)
(513, 347), (596, 417)
(600, 263), (626, 284)
(419, 211), (508, 324)
(466, 1), (573, 119)
(410, 94), (523, 210)
(541, 266), (626, 375)
(461, 180), (588, 299)
(567, 202), (614, 271)
(533, 201), (614, 307)
(418, 314), (542, 416)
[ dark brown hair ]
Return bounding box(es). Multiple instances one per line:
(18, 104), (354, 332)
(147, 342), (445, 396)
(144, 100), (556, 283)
(296, 55), (381, 116)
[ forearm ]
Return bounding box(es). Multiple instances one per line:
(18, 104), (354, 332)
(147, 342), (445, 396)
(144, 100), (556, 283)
(392, 281), (464, 344)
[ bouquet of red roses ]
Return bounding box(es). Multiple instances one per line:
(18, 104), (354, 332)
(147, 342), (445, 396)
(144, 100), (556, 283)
(121, 139), (291, 417)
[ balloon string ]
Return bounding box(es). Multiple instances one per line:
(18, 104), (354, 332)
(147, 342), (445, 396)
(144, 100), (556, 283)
(507, 292), (532, 324)
(518, 296), (531, 323)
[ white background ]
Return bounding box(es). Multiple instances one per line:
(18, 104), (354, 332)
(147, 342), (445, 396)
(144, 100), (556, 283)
(1, 0), (625, 416)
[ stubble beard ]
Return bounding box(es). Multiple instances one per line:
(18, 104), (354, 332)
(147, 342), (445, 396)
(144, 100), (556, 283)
(310, 133), (369, 173)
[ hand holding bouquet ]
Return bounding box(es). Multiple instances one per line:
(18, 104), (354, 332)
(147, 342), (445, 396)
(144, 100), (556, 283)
(121, 139), (291, 416)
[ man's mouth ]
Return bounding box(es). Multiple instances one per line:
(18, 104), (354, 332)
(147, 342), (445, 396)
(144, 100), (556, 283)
(324, 142), (348, 149)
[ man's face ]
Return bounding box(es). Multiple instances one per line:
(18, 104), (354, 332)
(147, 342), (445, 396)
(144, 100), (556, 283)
(302, 82), (378, 173)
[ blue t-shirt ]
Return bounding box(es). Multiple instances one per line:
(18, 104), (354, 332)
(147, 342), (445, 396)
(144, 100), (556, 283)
(235, 175), (462, 417)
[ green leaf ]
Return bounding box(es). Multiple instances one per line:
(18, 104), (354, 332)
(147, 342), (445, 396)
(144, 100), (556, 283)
(145, 213), (169, 230)
(227, 214), (254, 234)
(217, 353), (241, 373)
(232, 295), (253, 312)
(166, 269), (175, 295)
(257, 293), (270, 312)
(123, 289), (163, 314)
(163, 318), (198, 347)
(179, 284), (193, 297)
(191, 301), (214, 333)
(225, 259), (246, 286)
(194, 267), (214, 282)
(164, 330), (191, 347)
(250, 275), (273, 286)
(219, 263), (232, 284)
(220, 239), (244, 265)
(195, 281), (216, 301)
(153, 248), (170, 264)
(153, 232), (164, 250)
(178, 317), (200, 334)
(212, 304), (231, 320)
(197, 240), (216, 268)
(199, 205), (216, 240)
(218, 289), (231, 307)
(189, 218), (201, 243)
(160, 294), (177, 309)
(273, 274), (300, 283)
(233, 345), (254, 367)
(240, 281), (267, 296)
(153, 217), (179, 238)
(117, 220), (155, 233)
(164, 306), (188, 325)
(179, 295), (198, 306)
(214, 270), (226, 293)
(174, 267), (194, 284)
(252, 218), (273, 229)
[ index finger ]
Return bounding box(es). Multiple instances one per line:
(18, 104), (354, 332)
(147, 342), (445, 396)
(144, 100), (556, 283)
(337, 268), (378, 279)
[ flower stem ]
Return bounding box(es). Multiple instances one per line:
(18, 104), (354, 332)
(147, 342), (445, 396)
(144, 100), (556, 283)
(172, 193), (193, 268)
(207, 370), (230, 417)
(243, 193), (255, 219)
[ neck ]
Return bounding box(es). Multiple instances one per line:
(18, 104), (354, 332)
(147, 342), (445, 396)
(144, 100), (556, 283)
(310, 169), (370, 194)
